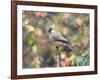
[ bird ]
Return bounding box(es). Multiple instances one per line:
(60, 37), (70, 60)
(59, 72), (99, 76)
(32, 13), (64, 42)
(47, 24), (74, 52)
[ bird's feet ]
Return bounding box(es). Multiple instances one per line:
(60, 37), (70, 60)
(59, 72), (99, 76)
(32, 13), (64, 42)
(56, 46), (59, 50)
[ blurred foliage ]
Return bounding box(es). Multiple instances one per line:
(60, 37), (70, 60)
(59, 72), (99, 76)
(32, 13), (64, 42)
(22, 11), (90, 68)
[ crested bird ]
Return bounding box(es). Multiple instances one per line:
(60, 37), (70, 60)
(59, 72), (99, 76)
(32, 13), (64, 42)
(47, 25), (74, 52)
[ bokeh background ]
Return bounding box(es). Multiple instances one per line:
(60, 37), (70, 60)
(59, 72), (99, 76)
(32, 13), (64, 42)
(22, 11), (90, 68)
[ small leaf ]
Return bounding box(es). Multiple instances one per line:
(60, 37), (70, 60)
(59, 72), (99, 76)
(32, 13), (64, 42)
(27, 35), (33, 46)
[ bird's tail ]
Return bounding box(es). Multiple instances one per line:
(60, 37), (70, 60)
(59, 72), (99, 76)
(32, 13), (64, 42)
(67, 43), (74, 52)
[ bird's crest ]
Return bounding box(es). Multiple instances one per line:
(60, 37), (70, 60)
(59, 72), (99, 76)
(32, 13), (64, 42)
(48, 27), (52, 33)
(48, 24), (55, 33)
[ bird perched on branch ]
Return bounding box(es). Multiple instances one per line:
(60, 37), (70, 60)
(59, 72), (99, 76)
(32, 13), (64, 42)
(47, 24), (74, 52)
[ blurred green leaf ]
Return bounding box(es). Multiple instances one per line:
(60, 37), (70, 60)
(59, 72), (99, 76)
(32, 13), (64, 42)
(27, 35), (33, 46)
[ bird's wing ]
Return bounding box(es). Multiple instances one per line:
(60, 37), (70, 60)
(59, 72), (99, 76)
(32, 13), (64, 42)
(50, 31), (74, 52)
(52, 32), (70, 44)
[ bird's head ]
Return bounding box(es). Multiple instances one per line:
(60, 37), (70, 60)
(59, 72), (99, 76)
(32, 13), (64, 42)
(48, 27), (52, 33)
